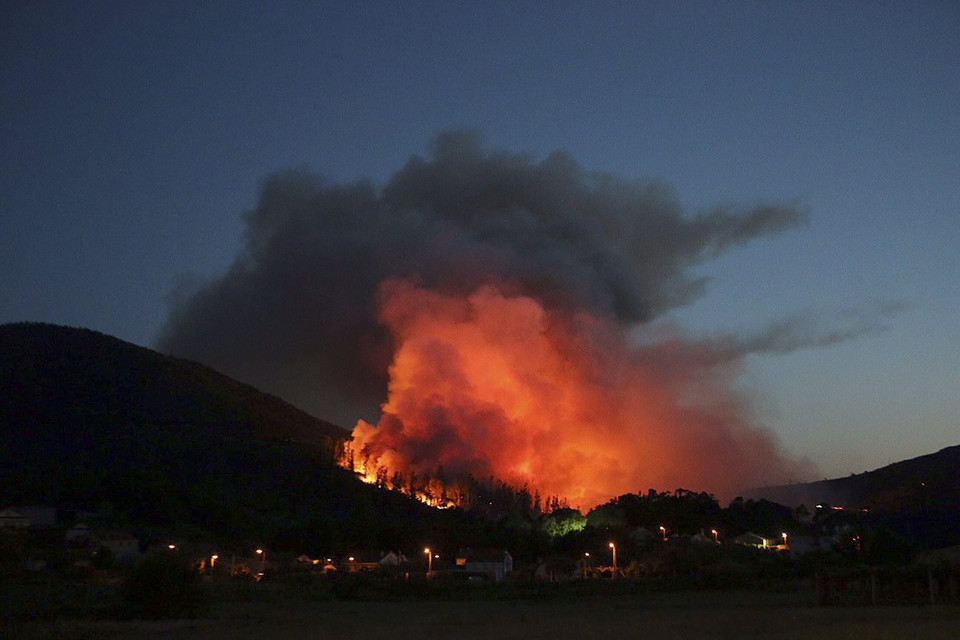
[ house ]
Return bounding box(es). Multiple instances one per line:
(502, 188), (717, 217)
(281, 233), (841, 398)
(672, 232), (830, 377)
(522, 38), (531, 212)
(732, 532), (769, 549)
(455, 548), (512, 581)
(297, 555), (339, 572)
(342, 552), (383, 572)
(342, 551), (410, 572)
(690, 530), (719, 545)
(378, 551), (409, 567)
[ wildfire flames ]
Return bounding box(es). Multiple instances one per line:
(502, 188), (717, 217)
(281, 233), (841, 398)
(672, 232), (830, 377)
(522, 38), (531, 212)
(159, 132), (817, 510)
(342, 278), (807, 509)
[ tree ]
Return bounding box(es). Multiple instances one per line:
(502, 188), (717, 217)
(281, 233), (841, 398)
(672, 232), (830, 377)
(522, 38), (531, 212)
(541, 508), (587, 537)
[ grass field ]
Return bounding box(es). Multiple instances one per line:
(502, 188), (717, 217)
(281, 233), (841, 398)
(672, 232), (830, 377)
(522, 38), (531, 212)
(7, 590), (960, 640)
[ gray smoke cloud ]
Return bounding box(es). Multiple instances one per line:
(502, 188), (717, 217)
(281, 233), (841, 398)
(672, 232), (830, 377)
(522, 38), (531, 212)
(632, 300), (909, 380)
(158, 131), (808, 426)
(725, 300), (909, 356)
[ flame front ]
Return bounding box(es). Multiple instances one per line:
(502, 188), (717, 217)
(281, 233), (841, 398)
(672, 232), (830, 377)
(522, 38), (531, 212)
(344, 278), (808, 509)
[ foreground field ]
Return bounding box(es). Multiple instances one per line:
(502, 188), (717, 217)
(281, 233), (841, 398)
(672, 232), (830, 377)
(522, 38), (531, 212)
(8, 590), (960, 640)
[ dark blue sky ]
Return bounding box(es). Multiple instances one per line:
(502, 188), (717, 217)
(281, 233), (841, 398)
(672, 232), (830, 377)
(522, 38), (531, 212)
(2, 1), (957, 477)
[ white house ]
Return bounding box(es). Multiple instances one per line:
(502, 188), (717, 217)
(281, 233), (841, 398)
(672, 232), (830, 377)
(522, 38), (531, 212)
(732, 532), (768, 549)
(378, 551), (409, 566)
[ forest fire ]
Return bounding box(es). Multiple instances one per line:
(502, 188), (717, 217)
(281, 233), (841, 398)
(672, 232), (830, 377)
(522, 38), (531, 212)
(160, 132), (818, 509)
(340, 278), (809, 510)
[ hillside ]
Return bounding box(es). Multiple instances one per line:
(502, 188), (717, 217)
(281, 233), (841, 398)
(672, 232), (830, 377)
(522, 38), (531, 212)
(0, 322), (348, 447)
(0, 322), (455, 551)
(750, 445), (960, 513)
(749, 445), (960, 548)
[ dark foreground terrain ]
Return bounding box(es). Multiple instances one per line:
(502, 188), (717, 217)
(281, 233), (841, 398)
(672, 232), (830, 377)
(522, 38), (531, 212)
(7, 590), (960, 640)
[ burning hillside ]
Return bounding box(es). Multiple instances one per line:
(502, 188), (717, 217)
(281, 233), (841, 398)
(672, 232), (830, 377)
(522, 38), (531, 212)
(160, 131), (817, 508)
(342, 279), (810, 509)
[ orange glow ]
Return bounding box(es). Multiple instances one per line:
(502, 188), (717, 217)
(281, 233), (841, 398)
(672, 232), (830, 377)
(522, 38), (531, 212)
(343, 280), (811, 509)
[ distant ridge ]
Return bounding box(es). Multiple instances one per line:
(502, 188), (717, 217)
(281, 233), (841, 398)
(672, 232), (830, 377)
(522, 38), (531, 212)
(749, 444), (960, 513)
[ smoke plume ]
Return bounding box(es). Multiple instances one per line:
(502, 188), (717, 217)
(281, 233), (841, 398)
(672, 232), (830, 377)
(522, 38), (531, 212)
(160, 131), (817, 503)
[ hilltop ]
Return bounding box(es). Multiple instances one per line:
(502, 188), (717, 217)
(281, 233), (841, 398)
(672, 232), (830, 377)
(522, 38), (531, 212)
(750, 445), (959, 513)
(749, 444), (959, 549)
(0, 322), (454, 551)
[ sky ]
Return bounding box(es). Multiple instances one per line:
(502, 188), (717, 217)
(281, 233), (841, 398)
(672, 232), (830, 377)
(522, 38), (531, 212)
(2, 1), (957, 483)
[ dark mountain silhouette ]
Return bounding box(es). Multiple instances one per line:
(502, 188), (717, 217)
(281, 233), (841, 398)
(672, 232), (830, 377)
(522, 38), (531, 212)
(749, 445), (959, 548)
(0, 322), (459, 552)
(750, 445), (959, 513)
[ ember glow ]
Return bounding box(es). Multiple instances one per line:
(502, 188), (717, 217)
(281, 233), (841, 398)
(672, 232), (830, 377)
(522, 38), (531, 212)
(344, 279), (810, 509)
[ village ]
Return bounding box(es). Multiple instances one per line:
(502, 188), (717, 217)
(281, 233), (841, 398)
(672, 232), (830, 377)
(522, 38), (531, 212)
(3, 497), (958, 617)
(0, 502), (819, 582)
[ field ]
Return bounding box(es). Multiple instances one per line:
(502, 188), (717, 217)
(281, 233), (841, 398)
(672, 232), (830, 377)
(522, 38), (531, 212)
(7, 590), (960, 640)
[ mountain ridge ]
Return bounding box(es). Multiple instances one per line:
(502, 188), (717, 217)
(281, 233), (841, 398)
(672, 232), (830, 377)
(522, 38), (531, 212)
(749, 444), (959, 514)
(0, 322), (448, 552)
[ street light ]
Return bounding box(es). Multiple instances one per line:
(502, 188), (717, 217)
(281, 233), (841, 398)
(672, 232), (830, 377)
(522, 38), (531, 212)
(608, 542), (617, 574)
(781, 532), (788, 547)
(711, 529), (719, 543)
(256, 548), (265, 573)
(210, 554), (218, 569)
(659, 526), (667, 541)
(424, 547), (432, 575)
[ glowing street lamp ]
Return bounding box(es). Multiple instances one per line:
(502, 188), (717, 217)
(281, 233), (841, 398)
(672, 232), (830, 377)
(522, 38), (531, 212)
(256, 548), (265, 573)
(711, 529), (719, 543)
(608, 542), (617, 574)
(583, 552), (590, 579)
(424, 547), (432, 575)
(781, 532), (788, 548)
(659, 526), (667, 541)
(210, 554), (219, 568)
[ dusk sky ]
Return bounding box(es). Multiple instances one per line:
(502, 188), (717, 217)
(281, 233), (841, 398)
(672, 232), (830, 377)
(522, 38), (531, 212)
(2, 1), (957, 484)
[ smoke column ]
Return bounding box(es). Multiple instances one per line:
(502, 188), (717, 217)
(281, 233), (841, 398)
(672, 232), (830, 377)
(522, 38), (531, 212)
(160, 131), (814, 504)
